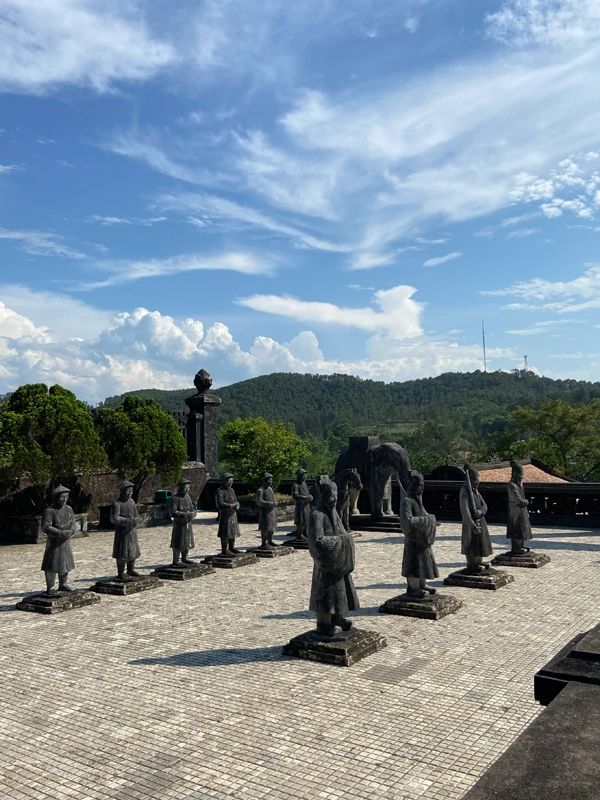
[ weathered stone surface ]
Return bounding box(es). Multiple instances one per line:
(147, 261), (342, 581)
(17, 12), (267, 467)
(282, 627), (387, 667)
(152, 563), (215, 581)
(287, 538), (309, 550)
(202, 552), (259, 569)
(379, 592), (463, 620)
(90, 575), (162, 595)
(16, 590), (100, 614)
(249, 546), (295, 559)
(444, 567), (514, 590)
(463, 681), (600, 800)
(535, 624), (600, 706)
(492, 550), (551, 568)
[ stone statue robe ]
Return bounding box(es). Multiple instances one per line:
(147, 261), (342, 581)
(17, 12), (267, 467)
(308, 504), (359, 615)
(459, 485), (493, 558)
(256, 485), (277, 531)
(170, 493), (196, 551)
(292, 479), (311, 538)
(506, 479), (532, 541)
(111, 497), (141, 560)
(399, 492), (439, 579)
(216, 486), (240, 539)
(41, 504), (76, 573)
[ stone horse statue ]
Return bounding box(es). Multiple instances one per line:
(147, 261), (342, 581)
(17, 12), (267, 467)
(336, 441), (412, 521)
(334, 468), (363, 532)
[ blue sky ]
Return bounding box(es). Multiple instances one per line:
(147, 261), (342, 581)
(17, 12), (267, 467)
(1, 0), (600, 402)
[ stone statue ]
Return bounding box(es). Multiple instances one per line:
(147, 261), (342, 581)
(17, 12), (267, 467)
(256, 472), (279, 550)
(507, 460), (532, 554)
(308, 475), (359, 637)
(111, 480), (142, 581)
(170, 477), (196, 566)
(193, 368), (213, 395)
(216, 473), (242, 556)
(399, 471), (439, 598)
(460, 464), (493, 573)
(41, 485), (77, 595)
(292, 468), (312, 540)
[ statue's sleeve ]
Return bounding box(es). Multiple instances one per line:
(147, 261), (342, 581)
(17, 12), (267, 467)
(171, 496), (186, 519)
(256, 487), (267, 508)
(400, 499), (436, 545)
(216, 489), (232, 509)
(508, 481), (528, 508)
(42, 508), (62, 537)
(478, 492), (488, 516)
(308, 512), (355, 575)
(459, 488), (477, 532)
(291, 483), (299, 500)
(110, 499), (127, 526)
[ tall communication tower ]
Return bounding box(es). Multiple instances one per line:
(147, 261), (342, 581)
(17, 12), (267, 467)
(482, 319), (487, 373)
(524, 355), (528, 372)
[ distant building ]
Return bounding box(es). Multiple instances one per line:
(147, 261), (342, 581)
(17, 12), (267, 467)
(426, 457), (576, 484)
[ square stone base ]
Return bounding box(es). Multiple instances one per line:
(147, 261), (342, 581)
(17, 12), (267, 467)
(152, 563), (215, 581)
(379, 593), (463, 620)
(250, 546), (295, 559)
(492, 551), (551, 569)
(16, 590), (100, 614)
(444, 568), (515, 590)
(201, 552), (259, 569)
(287, 538), (309, 550)
(282, 627), (387, 667)
(90, 575), (163, 595)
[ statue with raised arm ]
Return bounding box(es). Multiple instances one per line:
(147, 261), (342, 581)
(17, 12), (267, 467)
(507, 460), (532, 555)
(111, 480), (142, 581)
(170, 477), (196, 566)
(215, 473), (242, 556)
(256, 472), (279, 550)
(308, 475), (359, 637)
(41, 485), (77, 595)
(399, 471), (438, 598)
(460, 464), (493, 573)
(292, 468), (312, 540)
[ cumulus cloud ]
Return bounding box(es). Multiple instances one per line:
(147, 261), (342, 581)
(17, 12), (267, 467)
(0, 0), (174, 94)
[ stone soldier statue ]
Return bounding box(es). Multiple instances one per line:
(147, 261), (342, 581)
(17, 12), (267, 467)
(507, 460), (532, 555)
(170, 477), (196, 566)
(41, 485), (77, 595)
(111, 480), (142, 581)
(308, 475), (359, 637)
(292, 468), (312, 540)
(216, 473), (242, 556)
(399, 471), (439, 598)
(459, 464), (493, 573)
(256, 472), (280, 550)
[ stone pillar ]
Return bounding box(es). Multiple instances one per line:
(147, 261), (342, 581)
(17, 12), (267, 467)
(185, 370), (222, 479)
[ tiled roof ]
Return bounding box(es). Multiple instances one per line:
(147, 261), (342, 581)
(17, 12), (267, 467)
(478, 464), (569, 484)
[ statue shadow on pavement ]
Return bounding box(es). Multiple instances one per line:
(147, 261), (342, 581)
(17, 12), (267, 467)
(130, 645), (283, 668)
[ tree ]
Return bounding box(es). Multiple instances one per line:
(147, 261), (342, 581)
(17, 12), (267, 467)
(0, 383), (106, 512)
(220, 417), (309, 492)
(399, 419), (464, 476)
(95, 395), (187, 500)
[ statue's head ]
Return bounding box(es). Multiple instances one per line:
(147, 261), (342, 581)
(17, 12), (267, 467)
(317, 475), (337, 507)
(193, 369), (212, 395)
(510, 460), (523, 482)
(52, 485), (70, 507)
(222, 473), (234, 488)
(263, 472), (273, 487)
(119, 480), (135, 500)
(178, 477), (191, 496)
(296, 468), (307, 481)
(465, 463), (480, 489)
(409, 470), (424, 496)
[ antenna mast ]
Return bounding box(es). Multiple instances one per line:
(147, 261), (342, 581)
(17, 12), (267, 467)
(524, 355), (528, 372)
(482, 319), (487, 373)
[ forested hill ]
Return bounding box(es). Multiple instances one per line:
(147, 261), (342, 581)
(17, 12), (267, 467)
(99, 370), (600, 439)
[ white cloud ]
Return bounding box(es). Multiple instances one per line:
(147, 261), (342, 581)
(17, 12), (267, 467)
(236, 284), (424, 339)
(0, 0), (174, 94)
(506, 227), (539, 238)
(501, 211), (541, 226)
(0, 164), (22, 174)
(88, 215), (167, 226)
(486, 0), (600, 48)
(483, 263), (600, 313)
(422, 252), (461, 267)
(506, 319), (578, 335)
(0, 227), (87, 258)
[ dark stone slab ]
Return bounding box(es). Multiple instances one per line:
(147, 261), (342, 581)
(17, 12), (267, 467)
(379, 593), (463, 620)
(152, 563), (215, 581)
(249, 546), (295, 559)
(201, 552), (259, 569)
(535, 624), (600, 706)
(443, 567), (514, 590)
(16, 590), (100, 614)
(287, 538), (309, 550)
(491, 551), (551, 568)
(463, 681), (600, 800)
(90, 575), (163, 595)
(282, 627), (387, 667)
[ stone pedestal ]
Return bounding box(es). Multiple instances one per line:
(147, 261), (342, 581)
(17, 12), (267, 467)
(492, 551), (551, 569)
(152, 563), (215, 581)
(287, 538), (309, 550)
(444, 567), (514, 590)
(202, 552), (259, 569)
(90, 575), (162, 595)
(535, 624), (600, 706)
(16, 590), (100, 615)
(250, 546), (294, 559)
(379, 593), (463, 620)
(185, 392), (221, 477)
(283, 627), (387, 667)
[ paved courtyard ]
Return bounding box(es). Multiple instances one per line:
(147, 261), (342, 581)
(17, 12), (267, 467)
(1, 514), (599, 800)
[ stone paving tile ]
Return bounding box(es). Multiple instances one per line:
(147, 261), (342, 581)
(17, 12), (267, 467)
(0, 514), (599, 799)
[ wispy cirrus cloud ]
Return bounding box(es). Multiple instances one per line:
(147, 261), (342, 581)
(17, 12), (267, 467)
(0, 227), (87, 259)
(88, 215), (167, 226)
(483, 263), (600, 313)
(486, 0), (600, 48)
(422, 251), (461, 267)
(0, 164), (23, 174)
